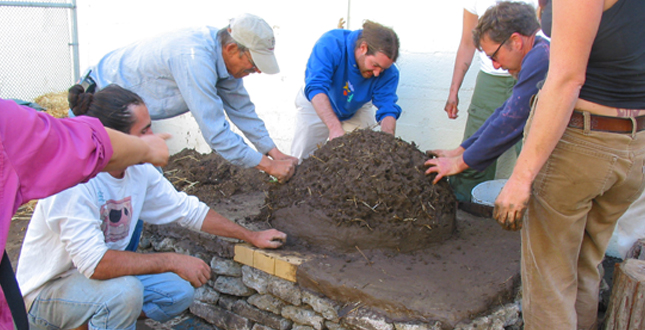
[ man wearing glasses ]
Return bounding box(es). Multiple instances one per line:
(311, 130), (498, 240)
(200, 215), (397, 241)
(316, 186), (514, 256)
(82, 13), (298, 182)
(290, 20), (402, 160)
(425, 2), (549, 185)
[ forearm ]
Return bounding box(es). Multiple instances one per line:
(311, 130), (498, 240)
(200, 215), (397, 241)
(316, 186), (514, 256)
(103, 129), (169, 170)
(509, 79), (580, 184)
(104, 128), (147, 171)
(449, 46), (475, 97)
(449, 10), (478, 96)
(508, 0), (599, 185)
(91, 250), (176, 279)
(311, 93), (342, 132)
(200, 209), (255, 244)
(380, 116), (396, 135)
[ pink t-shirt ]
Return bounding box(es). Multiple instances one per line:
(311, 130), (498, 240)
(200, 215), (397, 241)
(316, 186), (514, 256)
(0, 98), (113, 328)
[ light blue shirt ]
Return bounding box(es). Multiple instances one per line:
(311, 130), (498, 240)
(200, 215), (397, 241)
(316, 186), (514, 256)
(89, 26), (275, 168)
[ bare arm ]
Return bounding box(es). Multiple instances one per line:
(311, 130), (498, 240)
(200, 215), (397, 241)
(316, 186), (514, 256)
(92, 209), (286, 286)
(444, 10), (479, 119)
(103, 129), (170, 171)
(380, 116), (396, 135)
(199, 209), (286, 248)
(92, 250), (211, 287)
(311, 93), (344, 140)
(493, 0), (605, 230)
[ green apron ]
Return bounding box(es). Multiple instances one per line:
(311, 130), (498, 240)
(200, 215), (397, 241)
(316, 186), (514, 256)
(450, 70), (516, 202)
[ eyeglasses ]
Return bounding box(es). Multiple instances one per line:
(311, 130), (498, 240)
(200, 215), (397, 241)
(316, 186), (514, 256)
(489, 35), (511, 62)
(243, 51), (258, 73)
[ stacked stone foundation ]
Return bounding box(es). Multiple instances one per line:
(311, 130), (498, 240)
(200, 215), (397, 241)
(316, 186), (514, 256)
(142, 223), (523, 330)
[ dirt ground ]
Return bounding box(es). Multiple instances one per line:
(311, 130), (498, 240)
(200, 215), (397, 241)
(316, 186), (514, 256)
(6, 131), (521, 328)
(158, 132), (522, 327)
(4, 127), (617, 328)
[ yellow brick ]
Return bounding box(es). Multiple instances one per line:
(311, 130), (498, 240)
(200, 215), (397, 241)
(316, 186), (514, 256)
(253, 250), (275, 275)
(275, 258), (298, 282)
(233, 243), (255, 266)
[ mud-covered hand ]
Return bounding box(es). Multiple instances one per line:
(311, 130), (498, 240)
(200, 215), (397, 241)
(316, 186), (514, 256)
(444, 94), (459, 119)
(249, 229), (287, 249)
(493, 176), (531, 231)
(170, 253), (211, 288)
(269, 159), (296, 183)
(267, 147), (299, 167)
(424, 155), (469, 184)
(257, 156), (296, 183)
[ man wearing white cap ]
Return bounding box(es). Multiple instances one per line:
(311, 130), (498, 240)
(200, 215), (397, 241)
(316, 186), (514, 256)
(82, 13), (297, 182)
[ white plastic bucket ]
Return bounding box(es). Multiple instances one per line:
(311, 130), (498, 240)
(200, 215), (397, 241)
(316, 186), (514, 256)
(471, 179), (508, 207)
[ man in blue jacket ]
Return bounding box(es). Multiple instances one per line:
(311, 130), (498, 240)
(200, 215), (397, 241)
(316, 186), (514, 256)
(425, 2), (549, 188)
(291, 20), (402, 160)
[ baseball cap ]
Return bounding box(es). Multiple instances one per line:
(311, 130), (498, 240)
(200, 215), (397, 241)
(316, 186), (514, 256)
(229, 13), (280, 74)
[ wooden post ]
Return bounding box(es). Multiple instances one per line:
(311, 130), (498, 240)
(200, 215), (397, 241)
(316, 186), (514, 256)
(625, 238), (645, 260)
(603, 259), (645, 330)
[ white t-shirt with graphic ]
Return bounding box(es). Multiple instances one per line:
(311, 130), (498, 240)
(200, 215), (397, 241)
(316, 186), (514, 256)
(17, 163), (209, 309)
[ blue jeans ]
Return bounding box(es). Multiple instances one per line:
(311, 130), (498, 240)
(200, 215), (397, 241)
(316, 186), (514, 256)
(28, 271), (194, 330)
(125, 219), (143, 252)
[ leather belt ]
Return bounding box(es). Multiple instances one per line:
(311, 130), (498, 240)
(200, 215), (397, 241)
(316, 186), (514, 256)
(568, 111), (645, 134)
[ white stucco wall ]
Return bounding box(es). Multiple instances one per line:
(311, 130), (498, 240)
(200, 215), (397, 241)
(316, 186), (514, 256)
(75, 0), (476, 157)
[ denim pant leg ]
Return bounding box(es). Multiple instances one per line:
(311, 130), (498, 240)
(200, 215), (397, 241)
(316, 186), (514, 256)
(28, 271), (143, 330)
(124, 220), (144, 252)
(136, 272), (194, 322)
(521, 127), (645, 330)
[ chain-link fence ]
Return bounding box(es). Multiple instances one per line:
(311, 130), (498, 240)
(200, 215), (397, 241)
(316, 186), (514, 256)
(0, 0), (78, 101)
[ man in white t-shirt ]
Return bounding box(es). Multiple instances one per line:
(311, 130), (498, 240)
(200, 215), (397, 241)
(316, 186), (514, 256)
(16, 85), (286, 330)
(443, 0), (538, 203)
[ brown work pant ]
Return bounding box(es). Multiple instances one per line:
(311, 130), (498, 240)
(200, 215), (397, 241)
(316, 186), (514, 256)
(521, 118), (645, 330)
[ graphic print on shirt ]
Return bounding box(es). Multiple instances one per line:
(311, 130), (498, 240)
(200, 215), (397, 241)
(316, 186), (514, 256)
(100, 197), (133, 243)
(343, 81), (354, 103)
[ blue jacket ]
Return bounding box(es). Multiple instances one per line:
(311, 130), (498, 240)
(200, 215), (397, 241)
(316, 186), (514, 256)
(89, 26), (275, 168)
(461, 36), (550, 171)
(304, 29), (402, 122)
